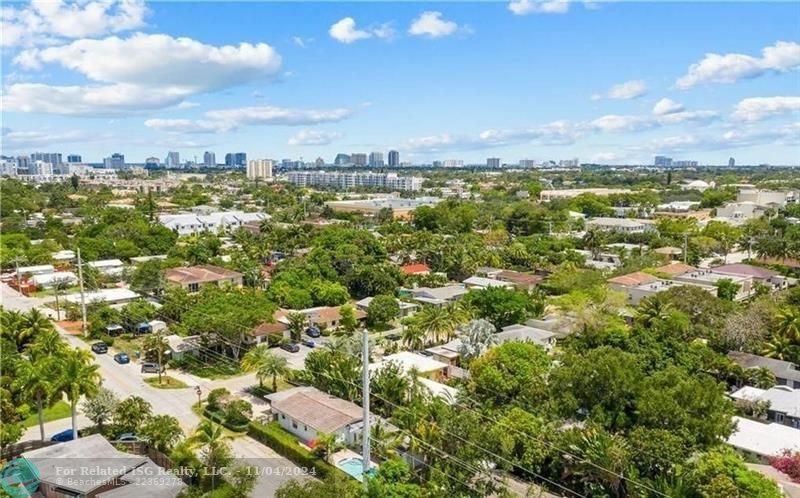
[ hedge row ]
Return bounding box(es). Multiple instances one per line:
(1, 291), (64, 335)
(203, 407), (249, 433)
(247, 421), (343, 479)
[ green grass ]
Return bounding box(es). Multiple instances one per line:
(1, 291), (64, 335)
(190, 403), (246, 438)
(111, 335), (146, 357)
(22, 400), (71, 428)
(185, 363), (242, 380)
(144, 376), (189, 389)
(31, 286), (81, 298)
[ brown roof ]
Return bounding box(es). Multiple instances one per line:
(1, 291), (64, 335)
(308, 306), (367, 324)
(270, 387), (362, 433)
(165, 265), (243, 285)
(252, 321), (288, 337)
(653, 262), (696, 276)
(496, 270), (543, 286)
(607, 271), (658, 287)
(713, 263), (778, 280)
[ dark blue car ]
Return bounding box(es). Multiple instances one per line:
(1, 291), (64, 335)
(305, 326), (321, 338)
(51, 429), (75, 442)
(114, 352), (130, 364)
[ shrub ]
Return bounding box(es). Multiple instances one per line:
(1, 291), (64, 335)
(225, 399), (252, 426)
(770, 451), (800, 483)
(206, 388), (230, 410)
(247, 421), (343, 479)
(99, 334), (115, 347)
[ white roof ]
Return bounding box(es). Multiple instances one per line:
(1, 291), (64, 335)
(89, 259), (124, 268)
(31, 272), (77, 286)
(52, 250), (76, 260)
(370, 352), (448, 374)
(417, 377), (458, 404)
(64, 288), (140, 304)
(731, 386), (800, 417)
(588, 217), (649, 228)
(728, 416), (800, 458)
(687, 180), (710, 188)
(463, 276), (514, 288)
(355, 296), (418, 310)
(17, 264), (55, 275)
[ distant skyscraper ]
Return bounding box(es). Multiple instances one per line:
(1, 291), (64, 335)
(432, 161), (443, 168)
(519, 159), (536, 168)
(369, 152), (384, 168)
(247, 159), (273, 180)
(351, 153), (367, 166)
(103, 153), (125, 169)
(486, 157), (501, 168)
(31, 152), (62, 165)
(388, 150), (399, 167)
(728, 157), (736, 167)
(67, 154), (82, 163)
(165, 151), (180, 168)
(315, 157), (325, 168)
(443, 159), (463, 168)
(203, 151), (216, 168)
(145, 157), (161, 169)
(16, 156), (30, 174)
(334, 153), (351, 166)
(654, 155), (673, 167)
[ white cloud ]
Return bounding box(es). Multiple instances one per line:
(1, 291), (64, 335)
(1, 0), (149, 47)
(676, 41), (800, 89)
(657, 110), (718, 125)
(591, 80), (647, 100)
(408, 11), (459, 38)
(508, 0), (570, 15)
(288, 129), (343, 146)
(589, 114), (654, 132)
(175, 101), (200, 110)
(145, 105), (353, 134)
(733, 96), (800, 122)
(652, 98), (684, 115)
(291, 36), (313, 48)
(404, 121), (580, 153)
(6, 33), (282, 116)
(329, 17), (374, 44)
(1, 128), (110, 151)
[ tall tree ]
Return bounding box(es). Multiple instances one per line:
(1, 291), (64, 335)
(241, 345), (289, 391)
(14, 358), (56, 441)
(58, 350), (101, 440)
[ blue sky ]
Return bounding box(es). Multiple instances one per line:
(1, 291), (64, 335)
(1, 1), (799, 165)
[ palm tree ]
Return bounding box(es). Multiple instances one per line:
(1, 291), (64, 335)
(776, 307), (800, 341)
(58, 351), (101, 440)
(637, 297), (674, 328)
(14, 358), (56, 441)
(189, 420), (232, 489)
(241, 345), (289, 391)
(26, 328), (67, 360)
(583, 229), (607, 259)
(22, 308), (53, 344)
(313, 432), (342, 462)
(1, 309), (28, 352)
(143, 331), (169, 384)
(762, 334), (798, 362)
(52, 278), (73, 321)
(287, 312), (306, 342)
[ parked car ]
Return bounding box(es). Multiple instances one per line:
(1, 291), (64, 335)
(51, 429), (76, 442)
(113, 352), (130, 364)
(305, 326), (321, 338)
(91, 342), (108, 354)
(141, 362), (165, 374)
(280, 343), (300, 353)
(301, 339), (315, 348)
(385, 333), (402, 341)
(115, 433), (141, 442)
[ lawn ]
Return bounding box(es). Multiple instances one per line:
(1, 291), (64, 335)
(22, 400), (71, 428)
(144, 376), (189, 389)
(111, 335), (146, 357)
(30, 286), (81, 298)
(184, 363), (242, 380)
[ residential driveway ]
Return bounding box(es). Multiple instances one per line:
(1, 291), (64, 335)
(271, 343), (314, 369)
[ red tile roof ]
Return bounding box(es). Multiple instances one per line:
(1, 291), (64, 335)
(165, 265), (243, 285)
(653, 262), (696, 276)
(400, 263), (431, 275)
(607, 271), (658, 287)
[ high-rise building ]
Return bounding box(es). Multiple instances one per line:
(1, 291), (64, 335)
(315, 157), (325, 168)
(224, 152), (246, 167)
(368, 152), (384, 168)
(145, 157), (161, 169)
(0, 159), (17, 177)
(334, 153), (351, 166)
(351, 153), (367, 166)
(247, 159), (273, 180)
(486, 157), (501, 168)
(728, 157), (736, 167)
(30, 160), (54, 176)
(519, 159), (536, 168)
(673, 160), (698, 167)
(559, 158), (579, 168)
(443, 159), (463, 168)
(432, 161), (443, 168)
(203, 151), (216, 168)
(67, 154), (82, 163)
(15, 156), (30, 174)
(31, 152), (62, 165)
(286, 171), (423, 191)
(103, 153), (125, 169)
(654, 156), (673, 167)
(164, 151), (180, 168)
(388, 150), (399, 167)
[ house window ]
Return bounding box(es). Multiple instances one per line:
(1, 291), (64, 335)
(776, 413), (785, 424)
(303, 425), (307, 431)
(281, 414), (285, 420)
(188, 283), (199, 293)
(292, 421), (298, 429)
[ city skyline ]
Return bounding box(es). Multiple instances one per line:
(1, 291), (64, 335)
(1, 1), (799, 165)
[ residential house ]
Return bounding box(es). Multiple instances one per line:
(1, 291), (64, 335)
(497, 324), (557, 352)
(20, 434), (185, 498)
(164, 334), (201, 360)
(525, 315), (578, 339)
(731, 386), (800, 428)
(405, 284), (469, 306)
(728, 352), (800, 389)
(370, 352), (449, 381)
(713, 263), (792, 291)
(670, 268), (753, 300)
(64, 288), (141, 306)
(267, 386), (364, 445)
(88, 259), (125, 277)
(130, 255), (167, 265)
(462, 276), (514, 290)
(158, 210), (270, 236)
(274, 305), (367, 332)
(715, 202), (769, 223)
(400, 263), (431, 276)
(652, 262), (696, 277)
(31, 271), (77, 289)
(165, 265), (243, 293)
(355, 296), (419, 318)
(727, 416), (800, 462)
(12, 264), (55, 278)
(585, 217), (656, 234)
(474, 268), (542, 290)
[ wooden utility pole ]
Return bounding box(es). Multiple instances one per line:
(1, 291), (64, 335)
(76, 248), (88, 336)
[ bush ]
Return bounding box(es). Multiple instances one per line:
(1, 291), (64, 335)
(203, 406), (248, 433)
(225, 399), (252, 426)
(206, 388), (230, 411)
(247, 421), (343, 479)
(99, 334), (115, 347)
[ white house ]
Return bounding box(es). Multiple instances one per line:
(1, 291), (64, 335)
(31, 271), (77, 289)
(158, 211), (269, 236)
(64, 288), (141, 305)
(462, 276), (514, 290)
(88, 259), (125, 276)
(728, 416), (800, 462)
(266, 386), (364, 446)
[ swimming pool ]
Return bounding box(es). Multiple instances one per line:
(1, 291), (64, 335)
(337, 457), (376, 482)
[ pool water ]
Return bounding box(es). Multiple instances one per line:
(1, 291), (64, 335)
(337, 457), (377, 482)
